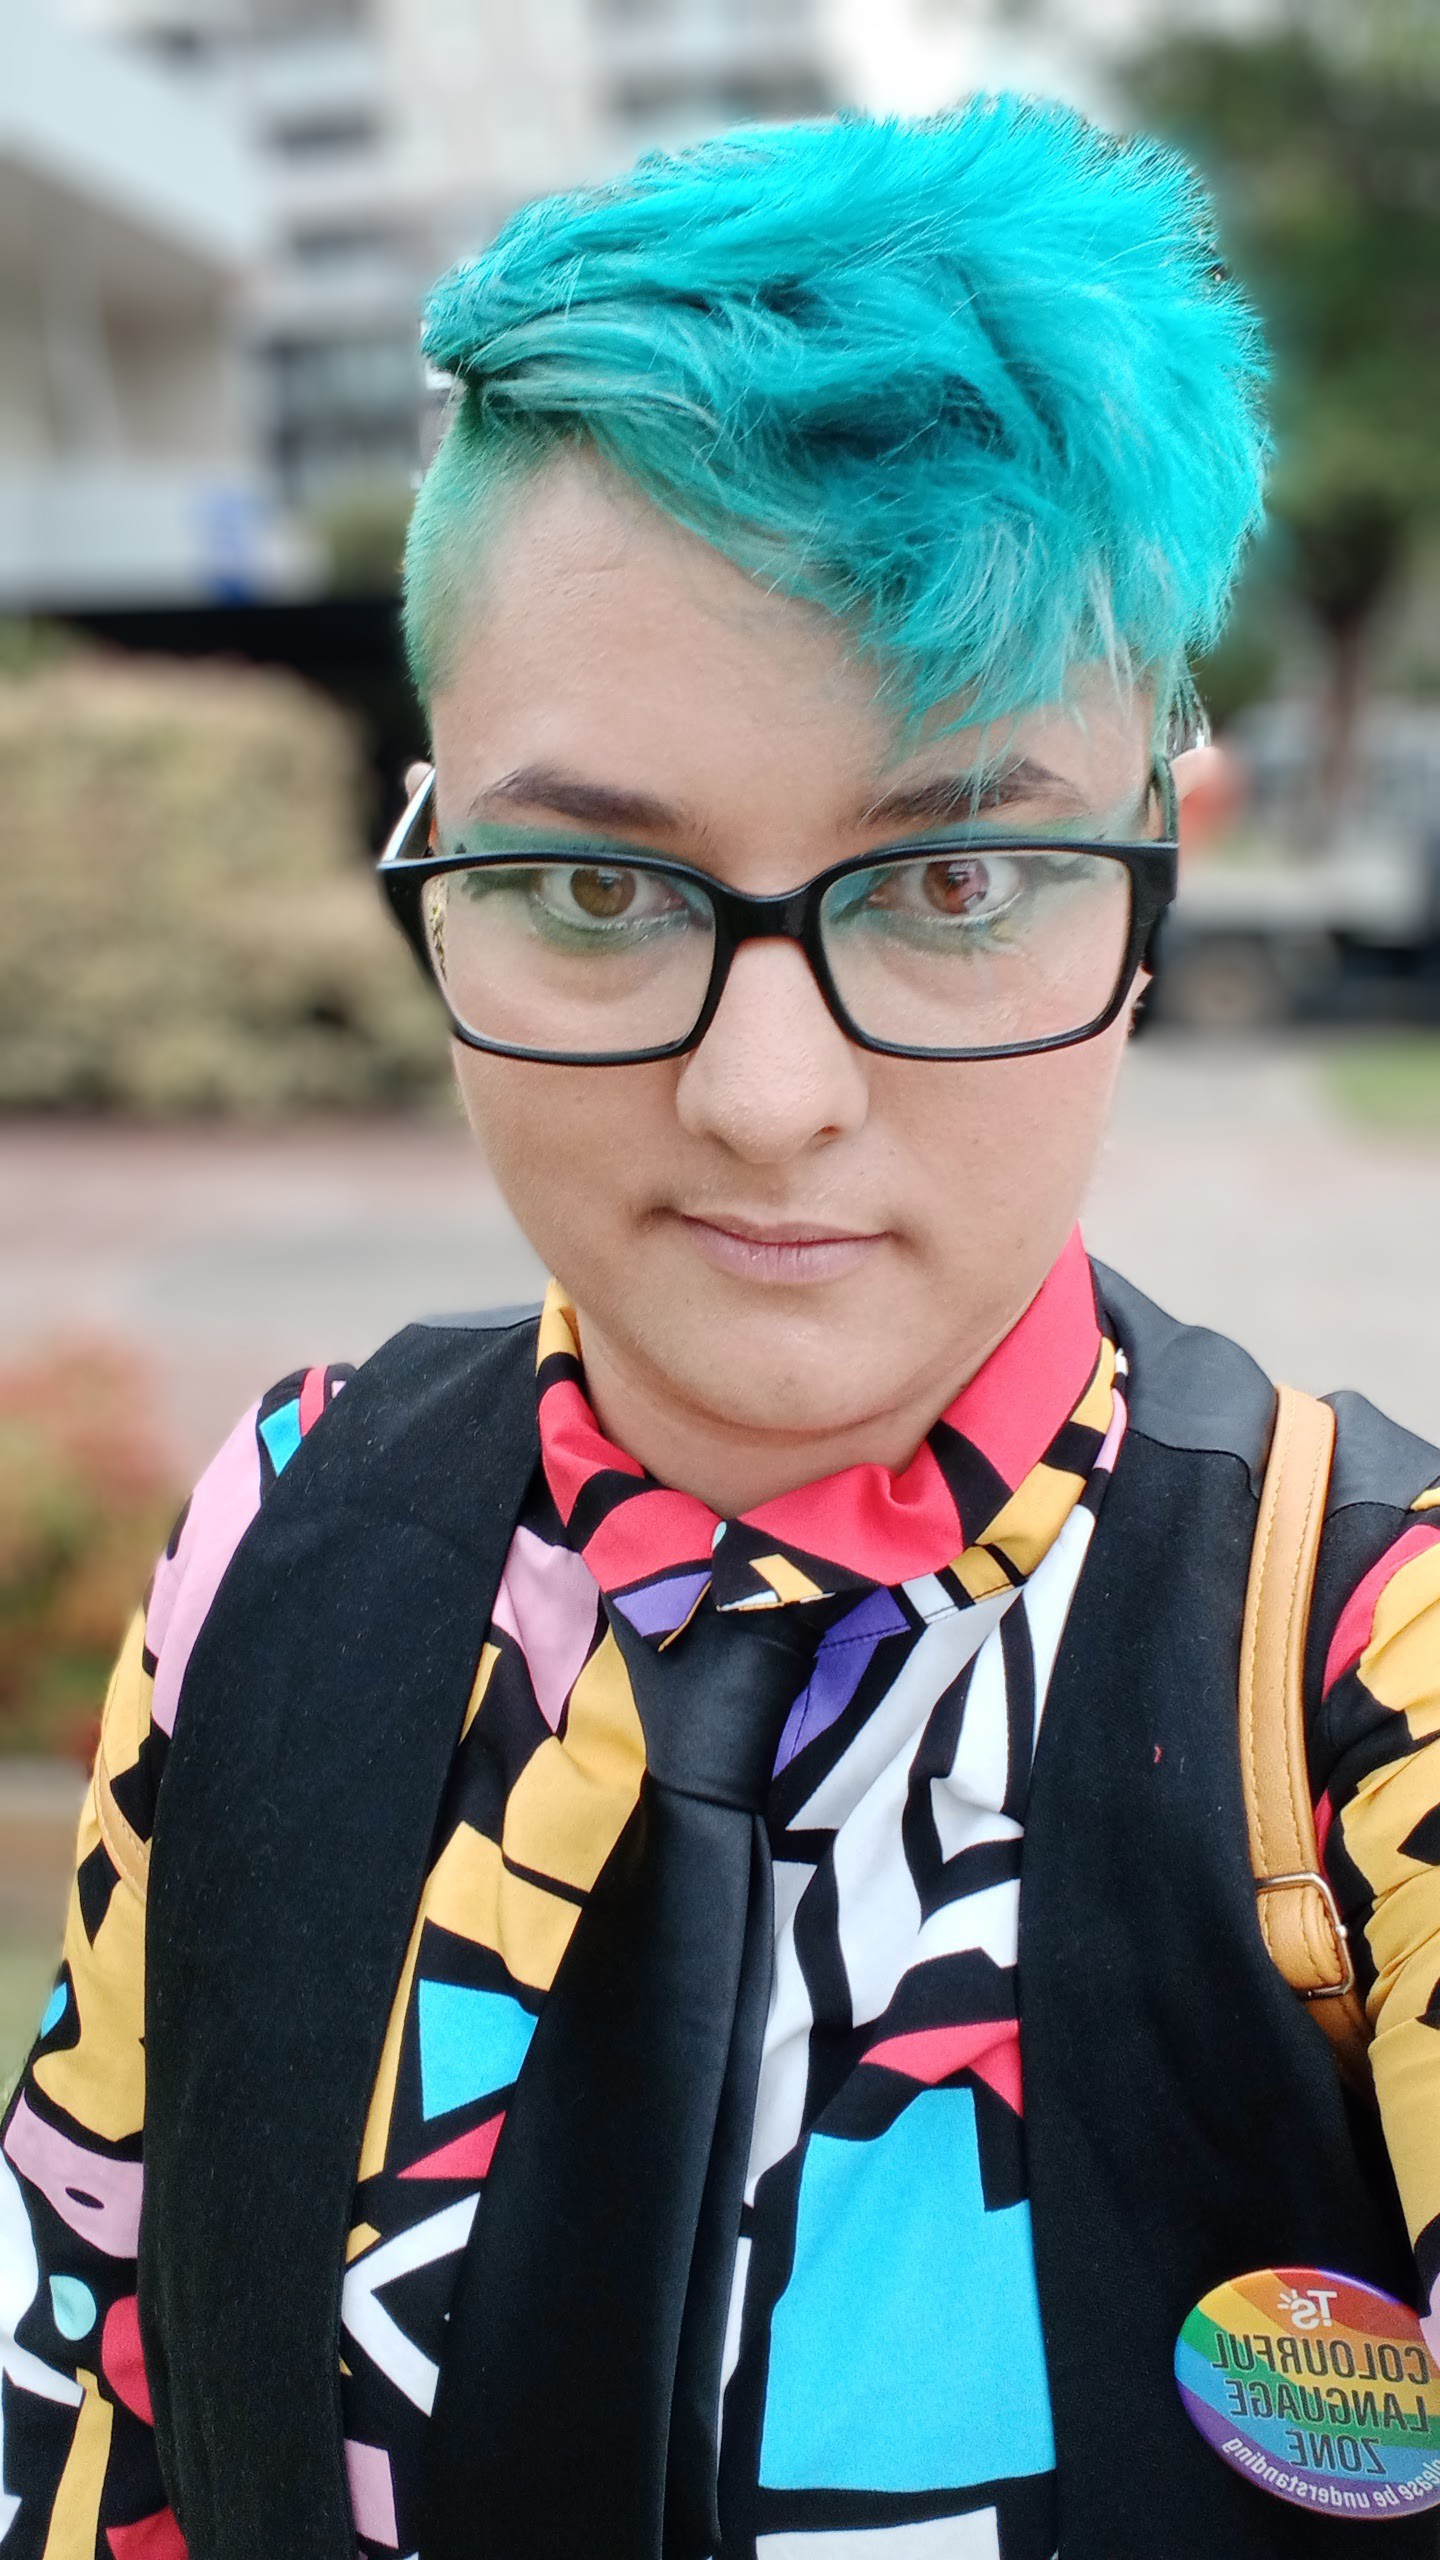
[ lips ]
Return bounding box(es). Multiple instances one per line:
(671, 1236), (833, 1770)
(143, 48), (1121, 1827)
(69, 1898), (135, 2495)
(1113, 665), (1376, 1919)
(687, 1214), (880, 1248)
(673, 1210), (887, 1285)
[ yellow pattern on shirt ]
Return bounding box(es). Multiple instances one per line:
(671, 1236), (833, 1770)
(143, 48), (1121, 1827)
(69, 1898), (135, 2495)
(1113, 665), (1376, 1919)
(1332, 1516), (1440, 2284)
(32, 1613), (149, 2147)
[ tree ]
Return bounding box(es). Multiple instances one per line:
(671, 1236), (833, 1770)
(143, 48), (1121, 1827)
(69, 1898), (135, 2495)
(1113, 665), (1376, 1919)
(1122, 0), (1440, 815)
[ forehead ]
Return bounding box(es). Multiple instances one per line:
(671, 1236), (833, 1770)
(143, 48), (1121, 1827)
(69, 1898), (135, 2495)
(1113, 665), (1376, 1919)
(428, 451), (1154, 848)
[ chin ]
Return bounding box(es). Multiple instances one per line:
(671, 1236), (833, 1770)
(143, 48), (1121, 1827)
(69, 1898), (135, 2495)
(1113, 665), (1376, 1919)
(650, 1307), (899, 1441)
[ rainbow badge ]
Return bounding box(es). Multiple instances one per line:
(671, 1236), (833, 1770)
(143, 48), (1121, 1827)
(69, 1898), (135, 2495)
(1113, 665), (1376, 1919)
(1177, 2268), (1440, 2518)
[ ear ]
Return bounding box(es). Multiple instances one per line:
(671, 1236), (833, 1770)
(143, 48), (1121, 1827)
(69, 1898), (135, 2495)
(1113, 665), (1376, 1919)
(1170, 742), (1244, 855)
(1170, 742), (1225, 802)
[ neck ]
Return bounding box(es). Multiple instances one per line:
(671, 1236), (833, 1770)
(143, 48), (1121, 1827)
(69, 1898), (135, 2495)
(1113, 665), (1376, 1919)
(574, 1315), (1018, 1517)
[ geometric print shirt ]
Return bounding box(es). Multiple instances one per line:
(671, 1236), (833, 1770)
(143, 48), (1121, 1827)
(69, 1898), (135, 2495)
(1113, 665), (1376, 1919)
(3, 1233), (1440, 2560)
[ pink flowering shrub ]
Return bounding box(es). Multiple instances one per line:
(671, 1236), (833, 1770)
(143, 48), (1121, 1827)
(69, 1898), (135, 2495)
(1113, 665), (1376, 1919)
(0, 1340), (179, 1761)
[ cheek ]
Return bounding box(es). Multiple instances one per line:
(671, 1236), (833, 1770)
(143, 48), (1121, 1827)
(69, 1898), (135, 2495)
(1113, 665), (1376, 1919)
(882, 1024), (1127, 1248)
(452, 1048), (667, 1254)
(981, 1030), (1127, 1168)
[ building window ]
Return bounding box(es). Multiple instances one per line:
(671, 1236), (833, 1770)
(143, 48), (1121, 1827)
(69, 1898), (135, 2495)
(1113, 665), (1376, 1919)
(285, 225), (396, 269)
(244, 0), (371, 35)
(608, 69), (834, 122)
(267, 109), (381, 155)
(266, 334), (423, 500)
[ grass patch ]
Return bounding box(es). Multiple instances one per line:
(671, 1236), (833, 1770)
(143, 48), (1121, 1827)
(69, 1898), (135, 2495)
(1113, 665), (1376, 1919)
(1321, 1036), (1440, 1134)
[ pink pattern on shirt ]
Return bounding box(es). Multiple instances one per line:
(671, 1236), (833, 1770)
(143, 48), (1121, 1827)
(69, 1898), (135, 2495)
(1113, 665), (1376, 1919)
(943, 1227), (1101, 1491)
(344, 2438), (399, 2548)
(1322, 1522), (1440, 1697)
(863, 2019), (1023, 2114)
(145, 1403), (264, 1737)
(746, 1446), (962, 1587)
(3, 2097), (144, 2257)
(105, 2508), (189, 2558)
(490, 1523), (601, 1732)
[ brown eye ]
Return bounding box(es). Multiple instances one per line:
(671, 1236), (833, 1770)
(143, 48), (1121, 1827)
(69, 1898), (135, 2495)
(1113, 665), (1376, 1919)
(922, 858), (992, 916)
(568, 866), (636, 919)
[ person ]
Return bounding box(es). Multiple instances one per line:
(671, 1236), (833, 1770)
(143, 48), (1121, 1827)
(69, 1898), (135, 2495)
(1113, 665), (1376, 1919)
(3, 94), (1439, 2560)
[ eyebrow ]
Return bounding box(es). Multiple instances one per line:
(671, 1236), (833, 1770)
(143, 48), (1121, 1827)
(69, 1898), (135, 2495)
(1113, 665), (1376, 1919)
(463, 767), (700, 837)
(463, 752), (1121, 842)
(859, 757), (1085, 827)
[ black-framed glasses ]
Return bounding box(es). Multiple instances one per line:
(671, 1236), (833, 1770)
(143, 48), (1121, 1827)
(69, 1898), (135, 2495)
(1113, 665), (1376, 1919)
(377, 762), (1179, 1065)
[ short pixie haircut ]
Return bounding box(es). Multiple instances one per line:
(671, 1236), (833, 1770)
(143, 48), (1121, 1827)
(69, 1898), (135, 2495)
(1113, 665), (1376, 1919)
(404, 95), (1269, 752)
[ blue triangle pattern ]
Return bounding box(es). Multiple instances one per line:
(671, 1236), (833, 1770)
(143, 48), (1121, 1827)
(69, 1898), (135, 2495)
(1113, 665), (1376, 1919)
(417, 1979), (538, 2120)
(258, 1402), (302, 1477)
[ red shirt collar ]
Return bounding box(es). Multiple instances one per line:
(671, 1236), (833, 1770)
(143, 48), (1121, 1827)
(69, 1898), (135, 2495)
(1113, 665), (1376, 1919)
(535, 1229), (1108, 1632)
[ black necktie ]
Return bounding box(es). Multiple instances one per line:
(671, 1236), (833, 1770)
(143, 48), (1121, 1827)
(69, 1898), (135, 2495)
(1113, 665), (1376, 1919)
(421, 1590), (838, 2560)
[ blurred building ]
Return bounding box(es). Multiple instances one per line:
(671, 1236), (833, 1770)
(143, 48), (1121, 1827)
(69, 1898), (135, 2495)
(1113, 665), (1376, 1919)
(24, 0), (843, 779)
(27, 0), (1258, 779)
(0, 7), (304, 610)
(68, 0), (838, 522)
(26, 0), (1286, 583)
(57, 0), (1275, 540)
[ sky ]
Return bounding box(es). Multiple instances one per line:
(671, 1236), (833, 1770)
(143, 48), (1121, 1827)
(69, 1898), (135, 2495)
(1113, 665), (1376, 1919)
(833, 0), (1277, 121)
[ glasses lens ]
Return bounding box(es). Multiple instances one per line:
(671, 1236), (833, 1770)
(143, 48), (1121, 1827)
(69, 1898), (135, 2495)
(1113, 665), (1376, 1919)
(820, 848), (1133, 1051)
(421, 860), (717, 1057)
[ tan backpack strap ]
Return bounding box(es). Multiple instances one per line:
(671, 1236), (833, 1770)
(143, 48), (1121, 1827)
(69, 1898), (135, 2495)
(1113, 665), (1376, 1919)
(1239, 1381), (1372, 2093)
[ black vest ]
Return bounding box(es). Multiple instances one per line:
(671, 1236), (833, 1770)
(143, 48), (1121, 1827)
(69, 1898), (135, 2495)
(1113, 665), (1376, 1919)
(136, 1269), (1440, 2558)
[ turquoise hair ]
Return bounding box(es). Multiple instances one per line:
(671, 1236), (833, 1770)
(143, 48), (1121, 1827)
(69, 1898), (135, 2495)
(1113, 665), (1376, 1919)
(404, 95), (1271, 746)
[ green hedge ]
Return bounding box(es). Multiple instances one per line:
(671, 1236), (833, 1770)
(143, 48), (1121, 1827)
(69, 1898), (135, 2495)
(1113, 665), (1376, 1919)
(0, 652), (450, 1113)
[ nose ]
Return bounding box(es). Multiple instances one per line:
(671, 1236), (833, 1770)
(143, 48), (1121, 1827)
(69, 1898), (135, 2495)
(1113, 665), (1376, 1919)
(673, 936), (869, 1162)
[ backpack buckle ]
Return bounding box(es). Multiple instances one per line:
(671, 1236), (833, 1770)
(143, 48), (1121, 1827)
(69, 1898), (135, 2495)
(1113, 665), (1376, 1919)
(1255, 1870), (1356, 2001)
